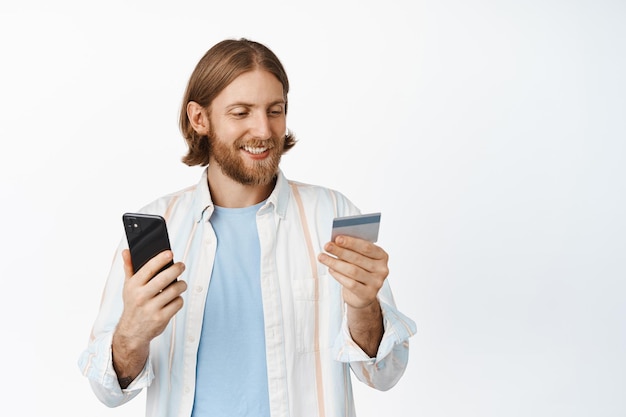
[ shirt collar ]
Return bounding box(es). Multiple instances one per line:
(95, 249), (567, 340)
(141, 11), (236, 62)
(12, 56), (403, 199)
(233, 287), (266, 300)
(192, 167), (291, 223)
(265, 169), (290, 219)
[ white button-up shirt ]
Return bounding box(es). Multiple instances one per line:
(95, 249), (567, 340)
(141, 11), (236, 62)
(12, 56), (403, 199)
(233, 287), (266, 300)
(78, 168), (416, 417)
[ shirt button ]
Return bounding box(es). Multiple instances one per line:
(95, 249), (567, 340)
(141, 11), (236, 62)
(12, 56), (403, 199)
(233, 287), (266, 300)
(187, 336), (195, 343)
(195, 286), (203, 293)
(184, 386), (191, 394)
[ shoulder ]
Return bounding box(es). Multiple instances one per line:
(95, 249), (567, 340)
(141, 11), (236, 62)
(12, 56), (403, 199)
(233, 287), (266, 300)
(135, 183), (198, 219)
(286, 178), (360, 218)
(132, 169), (210, 220)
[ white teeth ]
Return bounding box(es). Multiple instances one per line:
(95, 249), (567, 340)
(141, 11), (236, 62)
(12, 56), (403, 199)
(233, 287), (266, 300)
(243, 146), (269, 154)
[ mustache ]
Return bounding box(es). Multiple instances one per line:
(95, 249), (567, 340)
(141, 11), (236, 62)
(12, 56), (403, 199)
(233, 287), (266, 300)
(234, 137), (279, 149)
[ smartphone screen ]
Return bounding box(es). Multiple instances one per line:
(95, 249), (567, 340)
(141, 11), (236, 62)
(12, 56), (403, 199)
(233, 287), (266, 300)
(122, 213), (174, 275)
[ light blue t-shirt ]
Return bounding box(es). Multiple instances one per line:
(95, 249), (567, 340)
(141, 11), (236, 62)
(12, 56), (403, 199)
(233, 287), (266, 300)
(191, 201), (269, 417)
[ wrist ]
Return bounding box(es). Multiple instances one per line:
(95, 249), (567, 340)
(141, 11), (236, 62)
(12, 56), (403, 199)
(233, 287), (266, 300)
(112, 327), (150, 388)
(347, 300), (381, 324)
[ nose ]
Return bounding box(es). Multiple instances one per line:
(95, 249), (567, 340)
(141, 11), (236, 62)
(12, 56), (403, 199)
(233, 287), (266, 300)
(250, 112), (272, 140)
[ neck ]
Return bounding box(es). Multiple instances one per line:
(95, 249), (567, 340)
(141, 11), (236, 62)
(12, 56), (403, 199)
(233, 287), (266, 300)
(207, 164), (275, 208)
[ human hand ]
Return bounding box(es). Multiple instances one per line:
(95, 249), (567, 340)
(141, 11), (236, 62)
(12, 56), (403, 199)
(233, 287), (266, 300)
(116, 249), (187, 345)
(317, 235), (389, 309)
(112, 249), (187, 386)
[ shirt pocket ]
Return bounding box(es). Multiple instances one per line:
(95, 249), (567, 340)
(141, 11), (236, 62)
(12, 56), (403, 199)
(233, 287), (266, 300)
(292, 275), (331, 354)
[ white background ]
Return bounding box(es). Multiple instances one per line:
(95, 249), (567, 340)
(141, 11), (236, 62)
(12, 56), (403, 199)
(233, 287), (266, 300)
(1, 0), (625, 416)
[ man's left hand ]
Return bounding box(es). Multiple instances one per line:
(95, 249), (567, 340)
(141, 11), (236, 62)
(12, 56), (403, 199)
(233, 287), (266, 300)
(318, 235), (389, 309)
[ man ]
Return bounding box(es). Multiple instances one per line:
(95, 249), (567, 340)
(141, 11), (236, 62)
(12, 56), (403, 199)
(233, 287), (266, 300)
(79, 38), (416, 417)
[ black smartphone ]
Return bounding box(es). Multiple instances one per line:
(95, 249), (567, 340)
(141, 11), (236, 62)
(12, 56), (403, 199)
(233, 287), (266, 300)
(122, 213), (174, 275)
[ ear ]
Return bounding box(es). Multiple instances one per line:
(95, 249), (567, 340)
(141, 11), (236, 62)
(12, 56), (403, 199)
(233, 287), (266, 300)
(187, 101), (210, 136)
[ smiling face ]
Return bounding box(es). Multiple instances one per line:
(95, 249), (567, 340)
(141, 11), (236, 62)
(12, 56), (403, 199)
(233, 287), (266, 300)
(203, 69), (287, 186)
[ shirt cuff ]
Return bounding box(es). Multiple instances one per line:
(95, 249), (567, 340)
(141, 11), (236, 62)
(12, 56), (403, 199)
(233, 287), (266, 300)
(332, 301), (417, 364)
(80, 331), (154, 393)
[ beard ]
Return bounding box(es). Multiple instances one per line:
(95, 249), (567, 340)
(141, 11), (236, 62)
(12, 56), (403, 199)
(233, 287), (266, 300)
(208, 130), (284, 186)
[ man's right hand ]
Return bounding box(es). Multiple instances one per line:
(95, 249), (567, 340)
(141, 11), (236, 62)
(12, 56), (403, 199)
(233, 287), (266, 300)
(112, 249), (187, 388)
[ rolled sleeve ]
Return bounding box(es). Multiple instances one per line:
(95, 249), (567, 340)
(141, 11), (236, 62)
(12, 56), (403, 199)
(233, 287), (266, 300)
(332, 301), (416, 390)
(78, 331), (154, 407)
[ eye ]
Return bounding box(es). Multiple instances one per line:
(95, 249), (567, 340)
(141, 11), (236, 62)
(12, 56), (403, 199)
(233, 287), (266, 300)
(230, 107), (250, 118)
(268, 105), (284, 117)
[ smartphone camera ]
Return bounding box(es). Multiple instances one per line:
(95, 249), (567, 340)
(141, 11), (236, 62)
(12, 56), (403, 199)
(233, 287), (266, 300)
(124, 216), (142, 234)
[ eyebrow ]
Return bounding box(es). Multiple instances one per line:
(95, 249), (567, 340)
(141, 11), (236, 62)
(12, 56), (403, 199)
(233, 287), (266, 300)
(226, 99), (286, 109)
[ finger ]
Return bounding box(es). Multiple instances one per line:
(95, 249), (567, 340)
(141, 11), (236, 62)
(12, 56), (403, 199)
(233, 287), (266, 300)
(327, 266), (366, 292)
(122, 249), (134, 279)
(160, 293), (186, 318)
(324, 239), (389, 276)
(154, 278), (188, 308)
(154, 279), (187, 317)
(323, 243), (377, 273)
(331, 235), (387, 261)
(318, 252), (369, 285)
(327, 268), (379, 308)
(149, 261), (186, 295)
(134, 250), (175, 285)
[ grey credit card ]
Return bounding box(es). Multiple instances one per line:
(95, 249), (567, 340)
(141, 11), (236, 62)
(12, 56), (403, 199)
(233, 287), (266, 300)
(331, 212), (381, 243)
